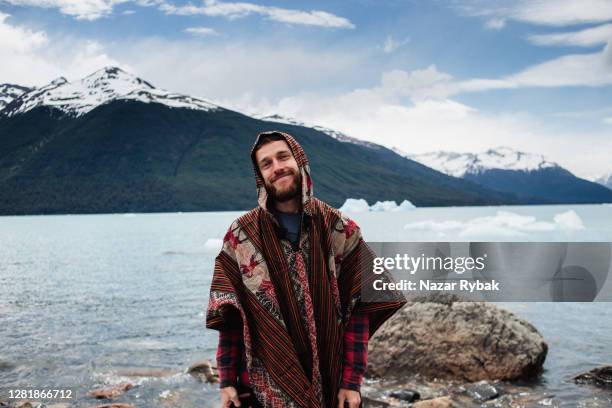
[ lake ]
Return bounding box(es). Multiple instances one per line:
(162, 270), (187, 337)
(1, 203), (611, 406)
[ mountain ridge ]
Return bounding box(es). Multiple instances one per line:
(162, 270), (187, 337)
(0, 83), (32, 111)
(406, 146), (558, 177)
(0, 67), (607, 214)
(1, 66), (220, 118)
(0, 100), (518, 214)
(406, 147), (612, 204)
(594, 172), (612, 189)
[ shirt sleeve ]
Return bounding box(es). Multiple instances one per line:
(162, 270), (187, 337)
(216, 326), (243, 388)
(341, 312), (369, 391)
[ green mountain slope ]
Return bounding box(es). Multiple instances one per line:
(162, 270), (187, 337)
(0, 101), (519, 214)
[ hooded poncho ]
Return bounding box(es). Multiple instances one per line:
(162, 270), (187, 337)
(206, 131), (406, 407)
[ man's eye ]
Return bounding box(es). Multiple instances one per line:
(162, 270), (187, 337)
(261, 162), (271, 169)
(279, 155), (289, 160)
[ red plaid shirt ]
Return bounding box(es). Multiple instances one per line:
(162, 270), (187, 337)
(217, 313), (369, 391)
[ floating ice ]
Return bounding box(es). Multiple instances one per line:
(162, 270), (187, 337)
(204, 238), (223, 251)
(553, 210), (585, 230)
(339, 198), (370, 213)
(404, 209), (585, 239)
(340, 198), (415, 213)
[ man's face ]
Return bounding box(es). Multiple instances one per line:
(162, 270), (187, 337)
(255, 140), (301, 203)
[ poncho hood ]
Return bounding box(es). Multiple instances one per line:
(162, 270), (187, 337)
(250, 131), (314, 215)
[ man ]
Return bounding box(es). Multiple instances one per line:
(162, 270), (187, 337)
(206, 131), (406, 408)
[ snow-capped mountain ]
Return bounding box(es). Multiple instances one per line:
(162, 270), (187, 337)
(256, 114), (379, 149)
(0, 83), (31, 111)
(1, 67), (220, 117)
(403, 146), (612, 204)
(1, 66), (609, 213)
(0, 66), (520, 214)
(1, 68), (378, 153)
(594, 172), (612, 189)
(406, 146), (558, 177)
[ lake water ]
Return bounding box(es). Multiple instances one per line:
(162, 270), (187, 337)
(0, 204), (611, 407)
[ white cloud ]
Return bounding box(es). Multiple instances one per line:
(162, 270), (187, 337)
(0, 8), (609, 178)
(485, 18), (505, 30)
(0, 12), (48, 52)
(0, 8), (359, 95)
(2, 0), (128, 20)
(507, 43), (612, 87)
(248, 63), (612, 178)
(511, 0), (612, 26)
(528, 23), (612, 47)
(451, 2), (612, 90)
(382, 35), (410, 53)
(2, 0), (354, 27)
(0, 12), (125, 85)
(603, 117), (612, 125)
(378, 65), (453, 100)
(332, 50), (608, 105)
(387, 46), (612, 98)
(110, 37), (365, 105)
(159, 0), (354, 29)
(184, 26), (219, 37)
(457, 0), (612, 27)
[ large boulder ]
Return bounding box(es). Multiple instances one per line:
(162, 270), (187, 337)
(368, 294), (547, 381)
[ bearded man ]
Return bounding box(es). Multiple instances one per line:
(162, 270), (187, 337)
(206, 131), (406, 408)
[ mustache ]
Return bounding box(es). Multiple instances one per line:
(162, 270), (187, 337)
(271, 170), (297, 183)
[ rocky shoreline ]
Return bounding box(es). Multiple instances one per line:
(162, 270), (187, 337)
(2, 295), (611, 407)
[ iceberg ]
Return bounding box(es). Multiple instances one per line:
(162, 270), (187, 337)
(339, 198), (416, 213)
(204, 238), (223, 252)
(396, 200), (417, 211)
(339, 198), (370, 213)
(404, 209), (585, 239)
(370, 200), (398, 212)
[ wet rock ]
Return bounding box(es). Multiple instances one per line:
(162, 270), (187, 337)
(363, 377), (446, 403)
(91, 404), (134, 408)
(46, 404), (72, 408)
(412, 396), (453, 408)
(389, 389), (420, 402)
(88, 382), (134, 399)
(13, 402), (35, 408)
(0, 359), (15, 371)
(368, 294), (547, 382)
(13, 402), (55, 408)
(187, 359), (218, 383)
(574, 366), (612, 389)
(463, 381), (499, 401)
(481, 392), (559, 407)
(13, 403), (56, 408)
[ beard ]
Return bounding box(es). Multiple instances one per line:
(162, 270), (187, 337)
(266, 169), (302, 203)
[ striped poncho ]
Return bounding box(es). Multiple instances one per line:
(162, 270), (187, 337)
(206, 131), (406, 407)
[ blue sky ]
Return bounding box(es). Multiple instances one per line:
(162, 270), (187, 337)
(0, 0), (611, 178)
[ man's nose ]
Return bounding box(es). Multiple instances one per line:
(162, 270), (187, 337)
(271, 160), (286, 173)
